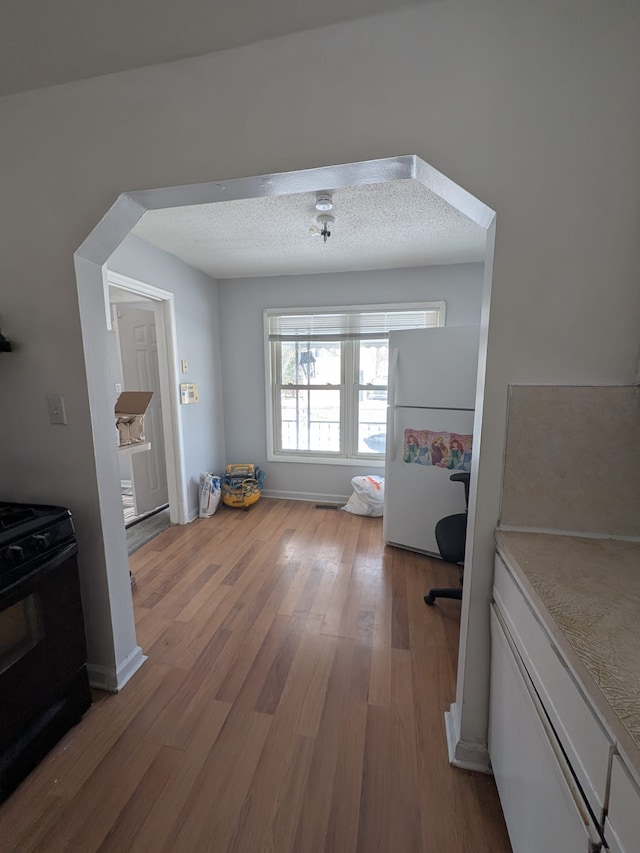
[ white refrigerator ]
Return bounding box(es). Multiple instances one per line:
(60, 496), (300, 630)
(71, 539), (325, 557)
(383, 325), (480, 556)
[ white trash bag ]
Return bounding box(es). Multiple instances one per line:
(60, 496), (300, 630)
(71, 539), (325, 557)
(199, 472), (222, 518)
(342, 475), (385, 517)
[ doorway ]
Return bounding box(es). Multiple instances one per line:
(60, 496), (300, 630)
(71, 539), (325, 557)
(109, 286), (172, 554)
(74, 154), (496, 694)
(106, 270), (188, 532)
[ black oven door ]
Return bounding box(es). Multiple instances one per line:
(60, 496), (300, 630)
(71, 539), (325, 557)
(0, 541), (90, 759)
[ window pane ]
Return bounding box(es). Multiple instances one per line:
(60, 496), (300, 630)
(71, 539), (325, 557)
(280, 389), (341, 452)
(358, 390), (387, 454)
(279, 341), (341, 385)
(358, 340), (389, 385)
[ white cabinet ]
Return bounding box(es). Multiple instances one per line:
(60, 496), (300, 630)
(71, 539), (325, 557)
(491, 546), (640, 853)
(606, 755), (640, 853)
(489, 607), (603, 852)
(493, 554), (612, 822)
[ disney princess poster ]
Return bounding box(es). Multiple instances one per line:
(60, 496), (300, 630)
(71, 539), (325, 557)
(403, 428), (472, 471)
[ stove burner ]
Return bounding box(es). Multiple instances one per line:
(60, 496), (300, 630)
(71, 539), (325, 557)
(0, 502), (76, 588)
(0, 507), (37, 530)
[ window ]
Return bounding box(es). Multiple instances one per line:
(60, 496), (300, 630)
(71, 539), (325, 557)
(265, 303), (444, 464)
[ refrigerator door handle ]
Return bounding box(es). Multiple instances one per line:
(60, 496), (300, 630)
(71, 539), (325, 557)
(387, 405), (397, 462)
(388, 347), (399, 407)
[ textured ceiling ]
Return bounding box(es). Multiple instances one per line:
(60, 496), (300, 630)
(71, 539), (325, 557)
(132, 179), (487, 279)
(0, 0), (431, 97)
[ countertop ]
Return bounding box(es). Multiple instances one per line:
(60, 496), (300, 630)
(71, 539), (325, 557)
(495, 529), (640, 775)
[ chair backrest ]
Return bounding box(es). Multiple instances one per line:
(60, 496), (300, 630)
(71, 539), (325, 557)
(434, 472), (471, 564)
(449, 471), (470, 508)
(435, 514), (467, 564)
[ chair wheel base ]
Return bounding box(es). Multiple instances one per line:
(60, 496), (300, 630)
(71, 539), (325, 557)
(424, 587), (463, 606)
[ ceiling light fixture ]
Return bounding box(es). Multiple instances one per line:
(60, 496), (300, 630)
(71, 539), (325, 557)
(310, 214), (334, 243)
(315, 192), (334, 212)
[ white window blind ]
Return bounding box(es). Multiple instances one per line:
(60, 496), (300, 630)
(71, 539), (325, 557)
(267, 303), (443, 341)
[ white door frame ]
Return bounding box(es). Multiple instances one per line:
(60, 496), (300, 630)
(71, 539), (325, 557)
(107, 271), (187, 525)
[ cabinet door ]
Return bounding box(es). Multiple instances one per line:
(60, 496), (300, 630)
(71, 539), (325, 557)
(605, 755), (640, 853)
(493, 554), (611, 821)
(489, 607), (602, 852)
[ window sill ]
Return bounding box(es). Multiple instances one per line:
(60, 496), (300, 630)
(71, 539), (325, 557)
(267, 452), (385, 468)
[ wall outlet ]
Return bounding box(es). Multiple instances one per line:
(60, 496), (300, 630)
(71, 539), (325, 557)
(48, 394), (67, 425)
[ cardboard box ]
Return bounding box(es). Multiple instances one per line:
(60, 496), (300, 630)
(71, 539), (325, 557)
(115, 391), (153, 446)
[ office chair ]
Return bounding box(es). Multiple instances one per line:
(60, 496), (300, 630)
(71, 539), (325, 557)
(424, 472), (470, 606)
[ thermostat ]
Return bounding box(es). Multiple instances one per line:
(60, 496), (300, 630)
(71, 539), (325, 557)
(180, 383), (200, 404)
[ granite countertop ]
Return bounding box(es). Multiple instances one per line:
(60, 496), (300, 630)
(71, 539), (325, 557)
(495, 529), (640, 775)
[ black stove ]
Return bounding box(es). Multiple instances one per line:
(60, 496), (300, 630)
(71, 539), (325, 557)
(0, 501), (91, 804)
(0, 504), (39, 530)
(0, 502), (76, 591)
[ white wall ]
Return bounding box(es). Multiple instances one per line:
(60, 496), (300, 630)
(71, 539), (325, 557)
(0, 1), (638, 731)
(218, 263), (484, 499)
(108, 234), (226, 518)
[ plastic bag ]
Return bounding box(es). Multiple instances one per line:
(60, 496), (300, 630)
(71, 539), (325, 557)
(342, 475), (385, 517)
(199, 472), (222, 518)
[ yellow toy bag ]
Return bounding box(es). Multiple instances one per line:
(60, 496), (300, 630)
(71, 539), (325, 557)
(221, 464), (265, 509)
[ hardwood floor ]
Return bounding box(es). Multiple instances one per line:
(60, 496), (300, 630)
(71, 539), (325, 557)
(0, 499), (511, 852)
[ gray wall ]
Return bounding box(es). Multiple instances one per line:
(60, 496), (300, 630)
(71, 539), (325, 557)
(218, 263), (484, 500)
(108, 234), (226, 518)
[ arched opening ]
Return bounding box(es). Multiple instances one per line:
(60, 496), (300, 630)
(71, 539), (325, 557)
(75, 155), (496, 771)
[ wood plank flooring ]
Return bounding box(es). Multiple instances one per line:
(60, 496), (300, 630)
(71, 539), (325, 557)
(0, 499), (511, 852)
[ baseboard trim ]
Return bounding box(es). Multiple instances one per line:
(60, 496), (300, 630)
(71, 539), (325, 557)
(87, 645), (147, 693)
(445, 703), (492, 774)
(261, 489), (349, 504)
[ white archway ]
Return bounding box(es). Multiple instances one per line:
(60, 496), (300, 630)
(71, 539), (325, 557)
(74, 154), (496, 771)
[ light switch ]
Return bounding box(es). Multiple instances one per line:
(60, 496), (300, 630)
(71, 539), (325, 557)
(48, 394), (67, 425)
(181, 359), (189, 374)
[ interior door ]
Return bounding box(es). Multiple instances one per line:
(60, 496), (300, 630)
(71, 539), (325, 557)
(117, 304), (169, 516)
